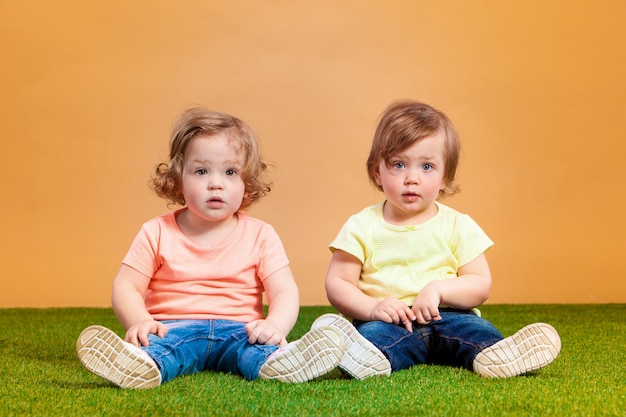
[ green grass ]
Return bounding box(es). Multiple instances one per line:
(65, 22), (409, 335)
(1, 305), (624, 416)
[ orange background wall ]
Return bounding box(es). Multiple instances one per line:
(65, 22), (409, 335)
(2, 1), (625, 308)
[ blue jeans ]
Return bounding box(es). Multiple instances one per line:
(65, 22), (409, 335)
(141, 320), (278, 383)
(353, 309), (504, 372)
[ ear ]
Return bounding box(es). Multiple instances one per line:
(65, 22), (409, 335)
(439, 178), (448, 193)
(374, 168), (382, 187)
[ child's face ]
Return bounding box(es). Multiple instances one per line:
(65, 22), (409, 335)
(181, 133), (246, 225)
(375, 130), (447, 225)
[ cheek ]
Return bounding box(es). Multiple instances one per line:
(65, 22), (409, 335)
(182, 187), (200, 202)
(439, 177), (447, 191)
(376, 174), (390, 191)
(429, 179), (446, 196)
(375, 166), (394, 188)
(234, 181), (247, 198)
(181, 178), (205, 200)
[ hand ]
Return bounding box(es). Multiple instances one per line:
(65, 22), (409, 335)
(124, 319), (168, 347)
(370, 297), (416, 332)
(411, 284), (443, 325)
(245, 319), (287, 347)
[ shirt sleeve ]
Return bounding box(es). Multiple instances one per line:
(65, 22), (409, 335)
(451, 214), (494, 267)
(329, 213), (368, 264)
(256, 223), (290, 281)
(122, 220), (161, 277)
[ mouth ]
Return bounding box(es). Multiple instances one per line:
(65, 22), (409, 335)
(207, 197), (225, 207)
(402, 192), (420, 201)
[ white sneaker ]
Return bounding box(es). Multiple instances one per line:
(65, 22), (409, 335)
(311, 313), (391, 379)
(259, 326), (344, 382)
(473, 322), (561, 378)
(76, 325), (162, 389)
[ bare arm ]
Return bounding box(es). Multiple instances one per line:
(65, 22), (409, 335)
(111, 264), (168, 346)
(325, 249), (416, 330)
(411, 253), (492, 323)
(245, 265), (299, 346)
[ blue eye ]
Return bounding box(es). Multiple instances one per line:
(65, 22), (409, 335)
(393, 162), (405, 169)
(422, 163), (433, 171)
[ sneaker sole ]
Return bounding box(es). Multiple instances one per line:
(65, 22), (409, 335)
(312, 313), (391, 379)
(473, 322), (561, 378)
(76, 325), (161, 388)
(259, 326), (344, 383)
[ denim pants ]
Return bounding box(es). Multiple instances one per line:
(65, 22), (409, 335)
(353, 309), (504, 372)
(141, 320), (278, 383)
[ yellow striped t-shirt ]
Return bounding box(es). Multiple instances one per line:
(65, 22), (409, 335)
(329, 201), (494, 307)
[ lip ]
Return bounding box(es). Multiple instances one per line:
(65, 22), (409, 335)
(402, 193), (420, 202)
(206, 197), (225, 207)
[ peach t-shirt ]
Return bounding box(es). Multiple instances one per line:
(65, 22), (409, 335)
(122, 208), (290, 322)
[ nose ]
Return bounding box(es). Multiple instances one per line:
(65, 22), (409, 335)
(207, 173), (224, 190)
(404, 168), (420, 184)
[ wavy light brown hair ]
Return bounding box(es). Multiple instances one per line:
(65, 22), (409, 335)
(366, 100), (461, 197)
(151, 107), (271, 210)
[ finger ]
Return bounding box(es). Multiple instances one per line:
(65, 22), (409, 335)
(387, 310), (400, 325)
(157, 324), (168, 338)
(253, 329), (277, 346)
(255, 329), (270, 345)
(247, 329), (260, 345)
(403, 307), (415, 329)
(263, 333), (282, 346)
(415, 311), (431, 325)
(125, 332), (140, 347)
(138, 330), (151, 347)
(405, 306), (417, 322)
(250, 324), (270, 345)
(244, 321), (257, 333)
(395, 309), (413, 332)
(402, 318), (413, 332)
(426, 305), (441, 322)
(378, 312), (394, 324)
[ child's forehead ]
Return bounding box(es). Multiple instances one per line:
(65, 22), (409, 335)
(186, 134), (244, 159)
(192, 132), (243, 149)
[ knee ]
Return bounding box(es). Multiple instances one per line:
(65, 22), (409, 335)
(357, 321), (405, 346)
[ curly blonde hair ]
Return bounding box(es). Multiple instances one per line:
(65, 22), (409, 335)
(366, 100), (461, 197)
(150, 107), (272, 210)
